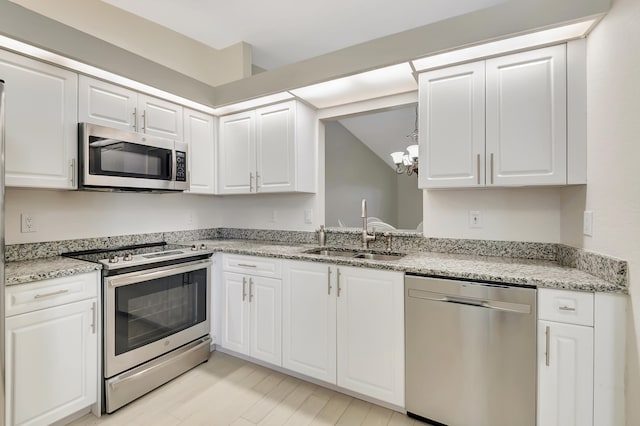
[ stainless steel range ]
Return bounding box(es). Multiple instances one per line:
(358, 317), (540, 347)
(65, 242), (213, 413)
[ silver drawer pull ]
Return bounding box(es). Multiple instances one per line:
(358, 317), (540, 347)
(558, 305), (576, 311)
(34, 289), (69, 299)
(545, 326), (551, 366)
(237, 263), (257, 268)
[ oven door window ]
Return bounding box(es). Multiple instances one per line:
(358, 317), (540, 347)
(89, 137), (172, 180)
(114, 269), (207, 355)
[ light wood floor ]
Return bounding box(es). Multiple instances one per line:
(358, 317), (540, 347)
(69, 351), (421, 426)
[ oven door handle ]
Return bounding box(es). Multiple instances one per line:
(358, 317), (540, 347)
(106, 259), (213, 288)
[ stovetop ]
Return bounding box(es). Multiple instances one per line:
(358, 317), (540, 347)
(63, 242), (214, 270)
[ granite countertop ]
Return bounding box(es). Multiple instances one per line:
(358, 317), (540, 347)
(4, 239), (625, 293)
(5, 256), (102, 286)
(191, 239), (625, 293)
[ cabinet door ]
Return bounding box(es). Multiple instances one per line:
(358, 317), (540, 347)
(418, 61), (485, 188)
(0, 50), (78, 189)
(282, 261), (336, 383)
(184, 108), (216, 194)
(5, 298), (97, 426)
(255, 102), (295, 192)
(538, 321), (594, 426)
(138, 94), (184, 140)
(78, 75), (137, 131)
(336, 267), (404, 406)
(248, 276), (282, 366)
(486, 45), (567, 186)
(218, 111), (255, 194)
(220, 272), (250, 355)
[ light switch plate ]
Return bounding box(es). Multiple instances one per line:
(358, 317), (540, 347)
(304, 209), (313, 224)
(583, 211), (593, 236)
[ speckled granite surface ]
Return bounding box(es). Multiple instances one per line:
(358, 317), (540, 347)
(186, 239), (626, 294)
(5, 257), (101, 286)
(5, 228), (628, 293)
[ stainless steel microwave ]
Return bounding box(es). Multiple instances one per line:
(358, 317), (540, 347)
(78, 123), (189, 192)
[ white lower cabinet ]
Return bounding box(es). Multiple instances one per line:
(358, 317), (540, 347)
(5, 272), (99, 426)
(537, 320), (594, 426)
(282, 260), (404, 406)
(220, 256), (282, 366)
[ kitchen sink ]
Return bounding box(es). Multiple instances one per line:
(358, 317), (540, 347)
(304, 248), (359, 257)
(353, 252), (405, 261)
(304, 247), (405, 261)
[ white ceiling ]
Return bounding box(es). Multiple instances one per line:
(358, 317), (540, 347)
(100, 0), (504, 70)
(339, 105), (417, 170)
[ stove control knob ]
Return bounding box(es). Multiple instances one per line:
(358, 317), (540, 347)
(123, 253), (133, 262)
(191, 244), (198, 251)
(199, 244), (207, 250)
(108, 255), (119, 264)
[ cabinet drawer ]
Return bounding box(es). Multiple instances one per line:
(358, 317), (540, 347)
(538, 288), (594, 326)
(222, 255), (282, 278)
(5, 272), (99, 317)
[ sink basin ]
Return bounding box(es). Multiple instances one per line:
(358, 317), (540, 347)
(353, 252), (406, 261)
(304, 248), (359, 257)
(304, 247), (405, 261)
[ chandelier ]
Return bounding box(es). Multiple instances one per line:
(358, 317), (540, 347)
(390, 105), (419, 176)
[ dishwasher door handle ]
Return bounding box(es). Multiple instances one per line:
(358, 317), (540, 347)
(408, 289), (531, 314)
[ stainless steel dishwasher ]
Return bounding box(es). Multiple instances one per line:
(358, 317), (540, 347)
(405, 274), (536, 426)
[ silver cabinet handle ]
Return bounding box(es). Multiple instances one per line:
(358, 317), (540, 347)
(249, 172), (254, 192)
(69, 158), (76, 188)
(249, 278), (254, 302)
(91, 301), (97, 334)
(242, 277), (247, 302)
(133, 107), (138, 129)
(337, 268), (342, 297)
(490, 153), (494, 184)
(327, 267), (332, 295)
(34, 289), (69, 299)
(237, 263), (257, 268)
(477, 154), (480, 185)
(545, 326), (551, 366)
(558, 305), (576, 311)
(142, 109), (147, 130)
(256, 172), (261, 191)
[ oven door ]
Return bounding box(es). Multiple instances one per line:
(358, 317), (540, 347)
(104, 259), (211, 378)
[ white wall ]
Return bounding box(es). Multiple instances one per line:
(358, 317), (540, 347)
(396, 174), (423, 230)
(572, 0), (640, 422)
(4, 188), (224, 244)
(422, 187), (564, 242)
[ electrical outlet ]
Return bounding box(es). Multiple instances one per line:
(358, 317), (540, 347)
(20, 213), (37, 233)
(469, 211), (482, 228)
(187, 212), (194, 226)
(583, 210), (593, 236)
(270, 210), (278, 223)
(304, 209), (313, 224)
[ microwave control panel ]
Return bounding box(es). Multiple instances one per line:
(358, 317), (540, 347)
(176, 151), (187, 182)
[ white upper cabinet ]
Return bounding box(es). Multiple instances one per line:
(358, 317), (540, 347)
(217, 100), (316, 194)
(218, 111), (256, 194)
(486, 45), (567, 186)
(184, 108), (216, 194)
(78, 75), (137, 131)
(1, 49), (78, 189)
(79, 76), (184, 140)
(138, 94), (183, 140)
(418, 61), (485, 188)
(419, 44), (578, 188)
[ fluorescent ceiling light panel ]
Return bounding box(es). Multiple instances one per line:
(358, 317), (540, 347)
(290, 63), (417, 109)
(214, 92), (295, 115)
(412, 19), (596, 71)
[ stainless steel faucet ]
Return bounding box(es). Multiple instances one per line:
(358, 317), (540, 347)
(361, 199), (376, 248)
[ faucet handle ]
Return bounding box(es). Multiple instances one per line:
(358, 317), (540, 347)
(383, 232), (392, 251)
